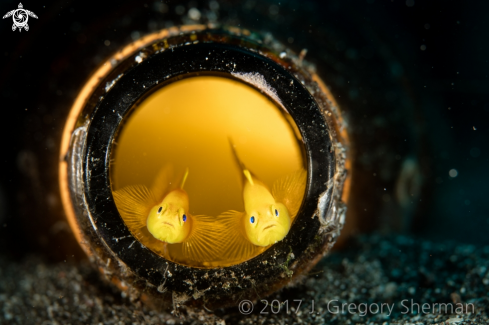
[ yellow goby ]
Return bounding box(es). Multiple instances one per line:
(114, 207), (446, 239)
(113, 165), (225, 265)
(217, 141), (307, 264)
(146, 169), (190, 244)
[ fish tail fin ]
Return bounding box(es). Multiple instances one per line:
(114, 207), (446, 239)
(272, 168), (307, 223)
(113, 184), (156, 239)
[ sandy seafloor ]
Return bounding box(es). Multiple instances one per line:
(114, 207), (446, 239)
(1, 234), (488, 324)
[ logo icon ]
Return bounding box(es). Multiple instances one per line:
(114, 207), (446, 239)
(3, 3), (37, 32)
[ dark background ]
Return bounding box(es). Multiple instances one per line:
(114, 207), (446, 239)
(0, 0), (488, 262)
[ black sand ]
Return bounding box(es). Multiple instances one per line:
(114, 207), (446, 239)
(1, 234), (488, 324)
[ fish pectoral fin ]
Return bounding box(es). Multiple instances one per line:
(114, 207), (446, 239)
(271, 168), (307, 222)
(218, 210), (245, 231)
(216, 211), (266, 263)
(113, 184), (156, 231)
(180, 214), (228, 262)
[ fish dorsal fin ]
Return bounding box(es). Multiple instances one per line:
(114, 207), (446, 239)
(271, 168), (307, 223)
(150, 164), (189, 199)
(228, 138), (246, 171)
(243, 169), (254, 186)
(180, 167), (189, 189)
(113, 184), (157, 239)
(150, 164), (174, 201)
(228, 138), (258, 188)
(216, 210), (267, 264)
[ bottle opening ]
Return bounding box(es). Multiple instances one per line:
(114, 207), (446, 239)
(61, 29), (345, 306)
(110, 75), (307, 267)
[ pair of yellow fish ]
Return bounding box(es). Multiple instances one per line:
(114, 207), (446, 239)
(113, 145), (306, 266)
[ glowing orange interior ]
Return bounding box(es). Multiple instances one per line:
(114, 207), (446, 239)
(111, 76), (305, 267)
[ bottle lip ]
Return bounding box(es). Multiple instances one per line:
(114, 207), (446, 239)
(62, 27), (347, 308)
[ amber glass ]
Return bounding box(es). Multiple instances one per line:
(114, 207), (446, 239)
(111, 76), (305, 265)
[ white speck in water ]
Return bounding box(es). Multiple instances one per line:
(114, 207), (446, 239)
(188, 8), (201, 20)
(449, 169), (458, 178)
(279, 51), (286, 59)
(420, 44), (426, 51)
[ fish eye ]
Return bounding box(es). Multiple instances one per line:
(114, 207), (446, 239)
(250, 216), (255, 224)
(157, 206), (163, 214)
(275, 209), (279, 217)
(183, 214), (187, 222)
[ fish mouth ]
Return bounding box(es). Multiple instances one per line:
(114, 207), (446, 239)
(262, 224), (276, 231)
(162, 222), (175, 229)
